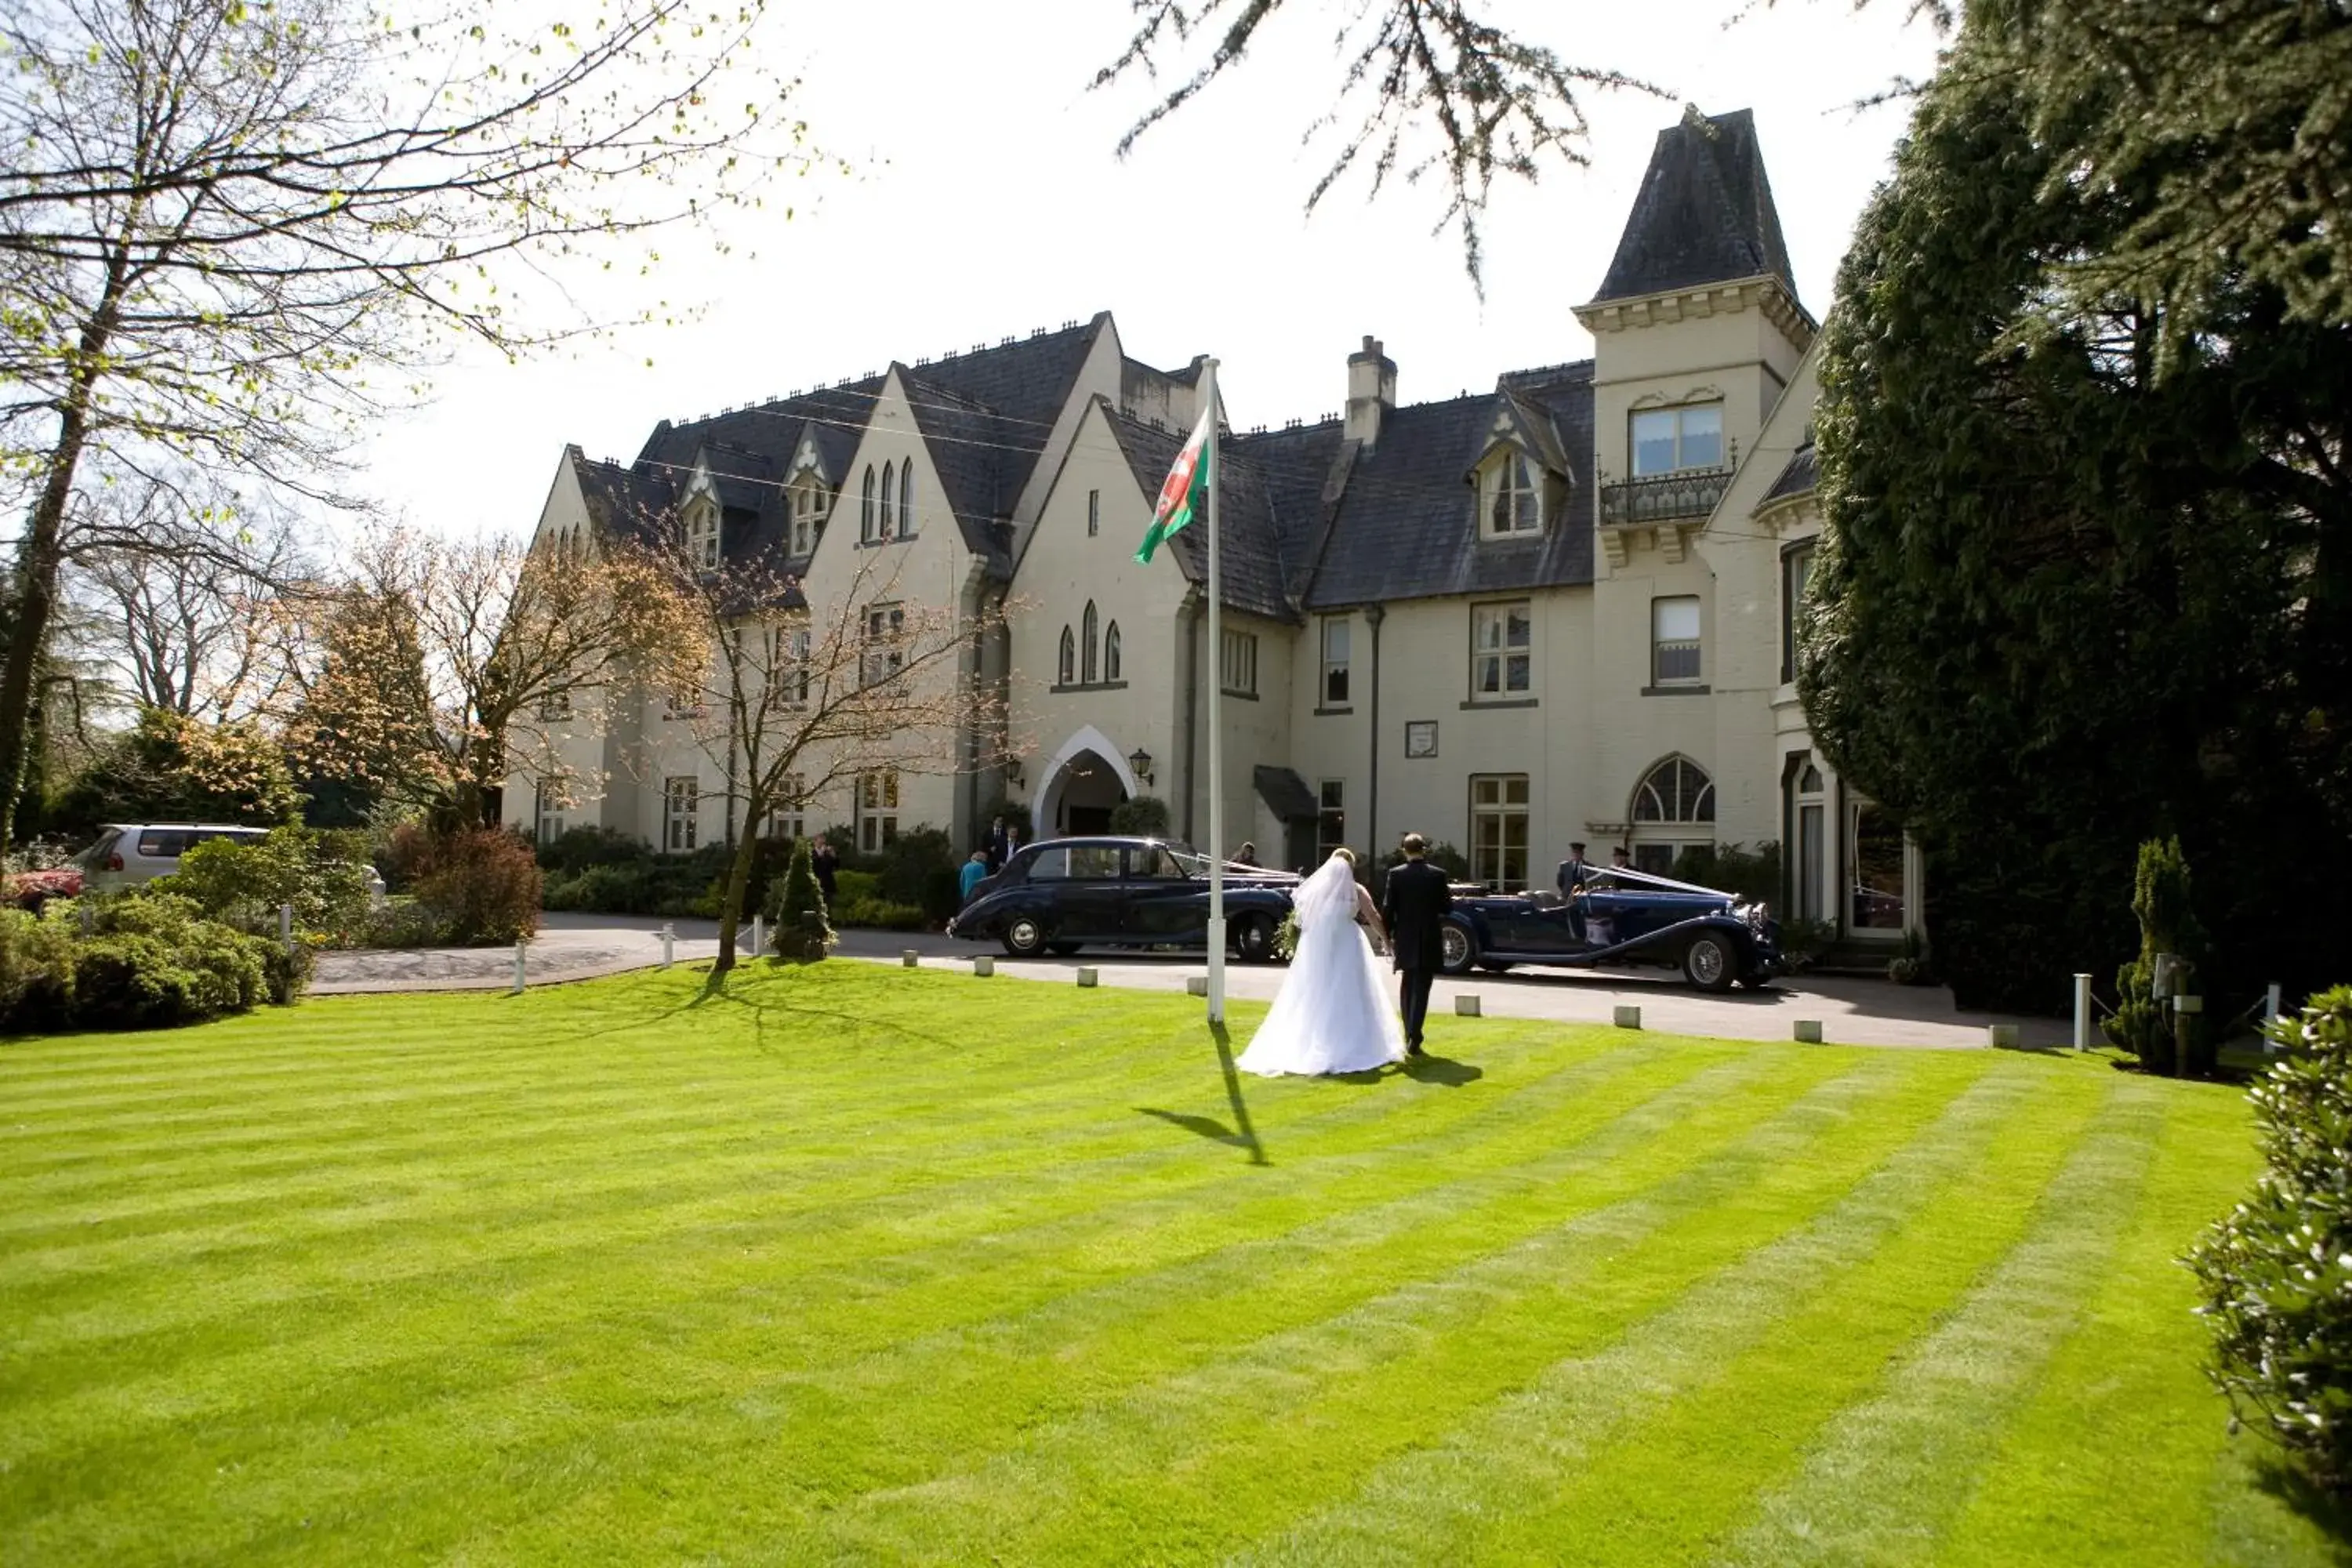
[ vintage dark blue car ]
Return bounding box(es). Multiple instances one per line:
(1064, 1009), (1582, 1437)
(947, 837), (1300, 960)
(1439, 866), (1781, 992)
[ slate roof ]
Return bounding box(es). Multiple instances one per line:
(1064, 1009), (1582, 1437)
(616, 317), (1113, 580)
(1762, 441), (1818, 507)
(567, 447), (674, 547)
(1299, 360), (1597, 609)
(1591, 108), (1797, 306)
(1105, 406), (1318, 622)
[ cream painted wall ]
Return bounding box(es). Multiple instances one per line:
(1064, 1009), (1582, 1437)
(1181, 604), (1296, 861)
(1008, 399), (1191, 834)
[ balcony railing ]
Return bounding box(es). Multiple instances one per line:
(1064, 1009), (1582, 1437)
(1600, 463), (1735, 528)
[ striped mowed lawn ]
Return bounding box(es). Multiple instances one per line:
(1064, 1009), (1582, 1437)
(0, 964), (2340, 1565)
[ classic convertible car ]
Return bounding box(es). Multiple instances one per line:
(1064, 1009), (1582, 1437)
(947, 837), (1300, 960)
(1439, 866), (1782, 992)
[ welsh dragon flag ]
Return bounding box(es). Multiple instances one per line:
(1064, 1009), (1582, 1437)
(1134, 401), (1214, 564)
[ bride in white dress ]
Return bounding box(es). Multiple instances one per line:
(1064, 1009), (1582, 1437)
(1236, 849), (1408, 1077)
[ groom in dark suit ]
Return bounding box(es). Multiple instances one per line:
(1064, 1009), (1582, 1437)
(1381, 833), (1454, 1057)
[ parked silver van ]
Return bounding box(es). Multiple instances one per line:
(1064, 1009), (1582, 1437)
(74, 823), (273, 891)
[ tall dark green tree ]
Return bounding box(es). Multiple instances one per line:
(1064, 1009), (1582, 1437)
(1802, 23), (2352, 1011)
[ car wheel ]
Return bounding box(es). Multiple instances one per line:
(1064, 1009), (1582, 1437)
(1682, 934), (1735, 993)
(1233, 913), (1276, 963)
(1048, 942), (1083, 956)
(1001, 917), (1049, 958)
(1439, 920), (1477, 976)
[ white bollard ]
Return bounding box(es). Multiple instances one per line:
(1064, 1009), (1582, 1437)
(279, 902), (294, 956)
(751, 913), (764, 957)
(660, 923), (675, 969)
(972, 955), (995, 978)
(1794, 1020), (1824, 1044)
(2073, 972), (2092, 1051)
(1185, 975), (1209, 997)
(1076, 967), (1099, 988)
(1613, 1005), (1642, 1029)
(1987, 1023), (2020, 1049)
(512, 940), (527, 995)
(2266, 983), (2285, 1051)
(1455, 994), (1482, 1018)
(902, 949), (920, 968)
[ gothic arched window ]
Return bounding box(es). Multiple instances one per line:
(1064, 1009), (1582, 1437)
(860, 466), (876, 543)
(1104, 621), (1122, 683)
(898, 458), (914, 535)
(1081, 601), (1099, 684)
(1057, 627), (1076, 686)
(1632, 757), (1715, 823)
(878, 464), (895, 541)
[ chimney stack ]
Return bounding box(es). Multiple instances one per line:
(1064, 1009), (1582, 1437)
(1346, 336), (1397, 451)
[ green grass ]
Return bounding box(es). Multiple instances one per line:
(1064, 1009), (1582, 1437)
(2, 964), (2343, 1565)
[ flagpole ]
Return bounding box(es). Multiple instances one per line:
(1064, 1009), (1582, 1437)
(1202, 358), (1225, 1026)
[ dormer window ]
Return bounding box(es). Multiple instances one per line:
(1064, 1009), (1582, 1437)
(1631, 402), (1724, 477)
(686, 499), (720, 569)
(1478, 450), (1541, 539)
(789, 471), (827, 557)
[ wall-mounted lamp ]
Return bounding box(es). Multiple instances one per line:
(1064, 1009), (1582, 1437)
(1128, 747), (1155, 787)
(1004, 758), (1025, 788)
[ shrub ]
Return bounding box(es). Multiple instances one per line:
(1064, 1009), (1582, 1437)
(379, 821), (438, 894)
(1668, 840), (1782, 909)
(412, 829), (541, 945)
(833, 896), (926, 931)
(2104, 836), (2206, 1075)
(1108, 796), (1171, 837)
(1377, 839), (1472, 896)
(833, 869), (880, 906)
(536, 825), (648, 877)
(0, 909), (76, 1033)
(362, 897), (448, 949)
(875, 828), (959, 922)
(160, 825), (374, 945)
(2189, 987), (2352, 1491)
(67, 896), (270, 1030)
(767, 838), (835, 963)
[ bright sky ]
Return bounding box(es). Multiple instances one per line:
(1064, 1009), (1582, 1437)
(361, 0), (1944, 535)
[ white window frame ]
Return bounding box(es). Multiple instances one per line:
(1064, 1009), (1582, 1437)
(1479, 450), (1541, 539)
(1320, 615), (1351, 706)
(1631, 401), (1726, 477)
(535, 778), (568, 843)
(1220, 628), (1258, 698)
(1652, 595), (1703, 687)
(1471, 601), (1533, 701)
(1316, 779), (1346, 862)
(1469, 773), (1530, 891)
(862, 603), (905, 687)
(537, 685), (572, 723)
(858, 770), (900, 854)
(766, 772), (806, 841)
(687, 499), (720, 570)
(664, 775), (700, 853)
(1780, 541), (1814, 685)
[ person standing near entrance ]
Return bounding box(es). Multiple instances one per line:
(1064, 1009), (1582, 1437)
(1555, 840), (1593, 943)
(811, 836), (840, 906)
(959, 851), (990, 906)
(986, 815), (1013, 871)
(1381, 833), (1453, 1057)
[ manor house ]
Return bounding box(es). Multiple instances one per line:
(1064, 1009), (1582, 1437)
(505, 107), (1920, 950)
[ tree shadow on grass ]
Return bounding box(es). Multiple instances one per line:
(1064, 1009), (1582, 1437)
(1209, 1022), (1271, 1167)
(2254, 1454), (2352, 1562)
(687, 964), (964, 1054)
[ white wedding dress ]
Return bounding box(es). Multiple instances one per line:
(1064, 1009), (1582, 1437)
(1236, 855), (1407, 1077)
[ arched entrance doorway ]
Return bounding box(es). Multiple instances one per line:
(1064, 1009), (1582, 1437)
(1035, 724), (1140, 838)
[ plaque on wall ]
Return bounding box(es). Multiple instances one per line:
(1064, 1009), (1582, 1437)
(1404, 720), (1438, 759)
